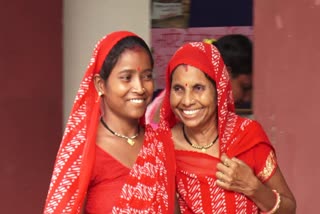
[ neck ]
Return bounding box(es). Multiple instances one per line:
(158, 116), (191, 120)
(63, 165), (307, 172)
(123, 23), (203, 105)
(183, 123), (218, 146)
(101, 114), (140, 136)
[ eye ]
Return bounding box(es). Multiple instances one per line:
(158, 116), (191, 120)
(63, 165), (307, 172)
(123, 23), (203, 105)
(194, 84), (205, 92)
(141, 71), (153, 81)
(242, 85), (252, 92)
(119, 74), (132, 81)
(172, 85), (183, 93)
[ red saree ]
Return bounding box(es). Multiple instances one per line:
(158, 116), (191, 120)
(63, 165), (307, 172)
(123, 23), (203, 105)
(158, 42), (277, 213)
(43, 31), (175, 214)
(86, 125), (175, 213)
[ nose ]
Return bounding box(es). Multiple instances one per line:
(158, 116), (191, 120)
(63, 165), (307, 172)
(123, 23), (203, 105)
(242, 90), (252, 103)
(132, 76), (145, 94)
(181, 90), (194, 106)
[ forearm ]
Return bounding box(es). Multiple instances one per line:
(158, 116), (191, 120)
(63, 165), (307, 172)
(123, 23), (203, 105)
(247, 177), (296, 213)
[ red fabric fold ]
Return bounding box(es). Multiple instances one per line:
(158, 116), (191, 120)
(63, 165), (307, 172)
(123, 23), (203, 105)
(44, 31), (175, 214)
(159, 42), (276, 213)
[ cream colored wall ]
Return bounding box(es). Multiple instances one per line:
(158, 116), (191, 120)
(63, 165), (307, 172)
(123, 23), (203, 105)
(63, 0), (150, 123)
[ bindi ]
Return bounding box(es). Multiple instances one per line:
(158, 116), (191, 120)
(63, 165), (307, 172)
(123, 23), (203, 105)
(136, 66), (141, 72)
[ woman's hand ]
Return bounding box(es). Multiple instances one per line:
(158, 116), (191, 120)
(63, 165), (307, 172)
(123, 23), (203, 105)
(215, 153), (259, 196)
(216, 153), (296, 213)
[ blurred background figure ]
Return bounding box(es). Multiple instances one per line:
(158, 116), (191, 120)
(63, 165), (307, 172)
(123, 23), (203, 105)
(212, 34), (253, 115)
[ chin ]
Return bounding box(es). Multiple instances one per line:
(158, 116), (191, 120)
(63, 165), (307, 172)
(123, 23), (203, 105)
(130, 110), (146, 120)
(180, 119), (202, 128)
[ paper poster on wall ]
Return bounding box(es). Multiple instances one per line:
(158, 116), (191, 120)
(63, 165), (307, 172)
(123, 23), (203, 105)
(151, 26), (253, 89)
(151, 0), (190, 28)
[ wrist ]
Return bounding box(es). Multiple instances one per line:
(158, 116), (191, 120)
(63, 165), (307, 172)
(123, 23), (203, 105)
(245, 175), (261, 197)
(260, 189), (281, 214)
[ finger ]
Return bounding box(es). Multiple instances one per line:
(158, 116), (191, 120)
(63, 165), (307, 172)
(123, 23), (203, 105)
(215, 178), (232, 190)
(231, 157), (245, 165)
(223, 157), (238, 169)
(216, 171), (232, 183)
(216, 162), (230, 172)
(220, 153), (229, 162)
(221, 153), (232, 167)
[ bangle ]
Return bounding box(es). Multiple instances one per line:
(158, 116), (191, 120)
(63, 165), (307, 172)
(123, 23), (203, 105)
(261, 189), (281, 214)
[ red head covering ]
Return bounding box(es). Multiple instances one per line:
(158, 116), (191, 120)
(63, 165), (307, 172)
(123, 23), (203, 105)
(159, 42), (276, 213)
(159, 42), (272, 156)
(159, 42), (241, 153)
(44, 31), (139, 214)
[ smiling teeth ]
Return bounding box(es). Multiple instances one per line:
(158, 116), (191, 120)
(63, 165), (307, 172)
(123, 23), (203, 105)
(130, 99), (144, 103)
(183, 109), (200, 115)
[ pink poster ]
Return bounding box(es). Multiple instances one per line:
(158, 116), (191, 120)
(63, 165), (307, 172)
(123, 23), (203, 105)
(151, 26), (253, 89)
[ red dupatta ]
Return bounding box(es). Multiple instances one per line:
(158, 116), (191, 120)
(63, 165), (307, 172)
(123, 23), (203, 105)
(159, 42), (275, 213)
(44, 31), (175, 214)
(159, 41), (273, 158)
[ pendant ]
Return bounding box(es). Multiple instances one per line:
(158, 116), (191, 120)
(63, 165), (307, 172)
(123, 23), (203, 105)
(127, 138), (135, 146)
(201, 148), (206, 152)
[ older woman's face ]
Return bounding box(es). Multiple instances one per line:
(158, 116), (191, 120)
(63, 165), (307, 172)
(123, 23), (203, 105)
(170, 65), (217, 128)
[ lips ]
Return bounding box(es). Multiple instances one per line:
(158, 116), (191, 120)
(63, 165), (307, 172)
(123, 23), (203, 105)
(182, 109), (200, 115)
(129, 98), (145, 104)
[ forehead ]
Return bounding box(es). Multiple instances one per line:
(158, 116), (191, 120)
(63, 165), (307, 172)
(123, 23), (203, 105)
(235, 74), (252, 86)
(172, 64), (207, 82)
(115, 48), (151, 67)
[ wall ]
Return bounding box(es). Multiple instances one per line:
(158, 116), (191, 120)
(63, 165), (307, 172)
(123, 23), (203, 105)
(0, 1), (62, 213)
(63, 0), (151, 123)
(0, 1), (150, 213)
(2, 0), (316, 212)
(254, 1), (320, 213)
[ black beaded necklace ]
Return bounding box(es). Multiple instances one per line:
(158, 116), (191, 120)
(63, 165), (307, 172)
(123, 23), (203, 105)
(100, 117), (140, 146)
(182, 125), (219, 152)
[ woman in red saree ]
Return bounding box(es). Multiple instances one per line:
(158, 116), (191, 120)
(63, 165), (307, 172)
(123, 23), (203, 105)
(158, 42), (296, 213)
(43, 31), (176, 214)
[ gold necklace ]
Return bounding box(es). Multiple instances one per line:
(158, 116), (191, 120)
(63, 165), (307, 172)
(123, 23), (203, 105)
(100, 117), (139, 146)
(182, 125), (219, 152)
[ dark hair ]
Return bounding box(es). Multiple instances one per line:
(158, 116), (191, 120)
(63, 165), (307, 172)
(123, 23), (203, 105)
(99, 36), (154, 80)
(213, 34), (252, 78)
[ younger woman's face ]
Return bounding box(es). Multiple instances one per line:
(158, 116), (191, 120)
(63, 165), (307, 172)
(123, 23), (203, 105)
(102, 48), (154, 120)
(170, 64), (217, 129)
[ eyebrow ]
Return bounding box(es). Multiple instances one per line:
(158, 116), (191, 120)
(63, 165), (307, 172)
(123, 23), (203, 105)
(118, 68), (153, 74)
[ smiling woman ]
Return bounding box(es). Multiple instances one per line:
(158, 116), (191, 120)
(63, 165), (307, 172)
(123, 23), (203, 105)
(170, 64), (218, 131)
(43, 31), (176, 214)
(158, 41), (296, 213)
(94, 45), (154, 122)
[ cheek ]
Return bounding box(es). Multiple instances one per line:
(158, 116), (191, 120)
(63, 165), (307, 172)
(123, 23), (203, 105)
(169, 93), (179, 107)
(144, 81), (154, 92)
(231, 81), (242, 96)
(197, 88), (217, 108)
(201, 94), (216, 107)
(243, 90), (252, 101)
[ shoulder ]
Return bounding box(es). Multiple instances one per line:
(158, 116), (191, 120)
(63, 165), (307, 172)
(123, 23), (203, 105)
(237, 117), (267, 135)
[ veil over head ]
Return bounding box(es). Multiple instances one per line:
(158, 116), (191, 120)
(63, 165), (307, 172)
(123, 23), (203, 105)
(44, 31), (139, 214)
(158, 42), (276, 214)
(159, 42), (240, 153)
